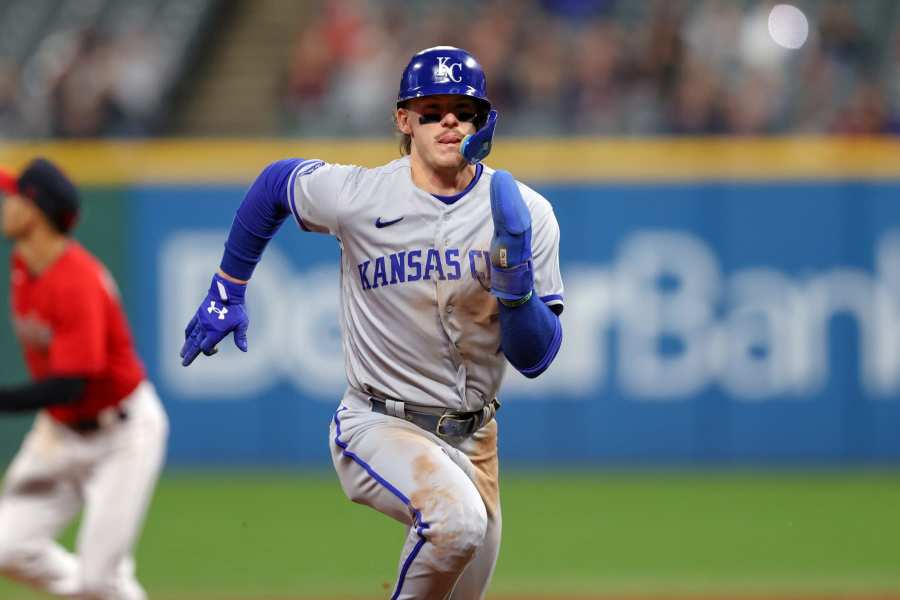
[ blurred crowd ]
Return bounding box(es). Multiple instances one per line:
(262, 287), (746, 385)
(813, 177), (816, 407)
(280, 0), (900, 136)
(0, 25), (166, 138)
(1, 0), (899, 138)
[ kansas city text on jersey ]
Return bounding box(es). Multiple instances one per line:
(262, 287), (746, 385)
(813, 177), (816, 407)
(356, 247), (492, 290)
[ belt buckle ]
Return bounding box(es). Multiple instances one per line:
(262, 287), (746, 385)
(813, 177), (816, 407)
(436, 413), (468, 438)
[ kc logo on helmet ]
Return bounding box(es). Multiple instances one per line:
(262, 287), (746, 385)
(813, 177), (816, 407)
(435, 57), (462, 83)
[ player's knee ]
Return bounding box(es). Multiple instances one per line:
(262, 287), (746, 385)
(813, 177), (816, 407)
(428, 501), (488, 565)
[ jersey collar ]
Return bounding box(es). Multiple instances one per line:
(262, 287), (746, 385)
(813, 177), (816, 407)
(430, 163), (484, 205)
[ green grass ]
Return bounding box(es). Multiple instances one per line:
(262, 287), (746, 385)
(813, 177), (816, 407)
(1, 470), (899, 599)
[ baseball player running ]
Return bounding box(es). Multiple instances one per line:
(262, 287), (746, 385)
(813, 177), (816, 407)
(0, 158), (168, 600)
(181, 46), (563, 599)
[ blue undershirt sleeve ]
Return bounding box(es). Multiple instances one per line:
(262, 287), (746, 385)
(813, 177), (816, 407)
(498, 294), (563, 378)
(219, 159), (303, 280)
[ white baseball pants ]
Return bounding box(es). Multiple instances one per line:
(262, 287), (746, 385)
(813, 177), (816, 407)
(0, 381), (168, 600)
(330, 392), (500, 600)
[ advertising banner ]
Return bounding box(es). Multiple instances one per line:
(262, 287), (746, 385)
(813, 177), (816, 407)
(131, 180), (900, 465)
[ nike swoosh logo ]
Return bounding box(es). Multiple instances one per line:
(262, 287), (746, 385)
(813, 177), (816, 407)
(375, 216), (404, 228)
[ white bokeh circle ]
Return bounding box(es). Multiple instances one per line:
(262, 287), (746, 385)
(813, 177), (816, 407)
(768, 4), (809, 49)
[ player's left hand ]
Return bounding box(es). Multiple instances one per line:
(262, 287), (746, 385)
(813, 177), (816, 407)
(180, 273), (249, 366)
(489, 170), (533, 305)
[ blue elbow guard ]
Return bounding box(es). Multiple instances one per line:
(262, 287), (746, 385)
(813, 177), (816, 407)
(499, 293), (563, 377)
(489, 169), (533, 303)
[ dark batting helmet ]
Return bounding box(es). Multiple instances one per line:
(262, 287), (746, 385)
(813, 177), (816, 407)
(397, 46), (491, 110)
(397, 46), (499, 164)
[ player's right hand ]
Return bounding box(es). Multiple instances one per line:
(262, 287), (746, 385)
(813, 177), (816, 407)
(180, 273), (249, 367)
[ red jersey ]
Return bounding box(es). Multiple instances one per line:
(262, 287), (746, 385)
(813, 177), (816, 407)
(10, 241), (145, 424)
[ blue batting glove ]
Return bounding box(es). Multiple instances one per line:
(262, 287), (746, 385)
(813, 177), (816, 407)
(180, 273), (249, 367)
(489, 170), (533, 304)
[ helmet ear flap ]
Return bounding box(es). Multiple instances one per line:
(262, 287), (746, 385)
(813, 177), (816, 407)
(474, 99), (492, 129)
(461, 109), (499, 164)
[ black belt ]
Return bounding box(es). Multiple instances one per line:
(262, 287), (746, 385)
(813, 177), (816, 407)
(369, 397), (500, 438)
(67, 406), (129, 434)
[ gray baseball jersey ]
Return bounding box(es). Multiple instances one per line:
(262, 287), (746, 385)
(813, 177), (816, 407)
(288, 156), (564, 411)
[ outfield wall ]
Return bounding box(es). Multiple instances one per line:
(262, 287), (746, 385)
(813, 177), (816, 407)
(1, 139), (899, 466)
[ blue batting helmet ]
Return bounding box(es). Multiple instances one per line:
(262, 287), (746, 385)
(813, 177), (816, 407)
(397, 46), (491, 109)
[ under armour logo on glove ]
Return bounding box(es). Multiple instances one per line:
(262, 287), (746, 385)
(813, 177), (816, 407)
(180, 273), (249, 366)
(207, 301), (228, 320)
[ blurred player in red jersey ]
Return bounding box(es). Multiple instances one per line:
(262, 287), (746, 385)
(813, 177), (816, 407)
(0, 158), (168, 600)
